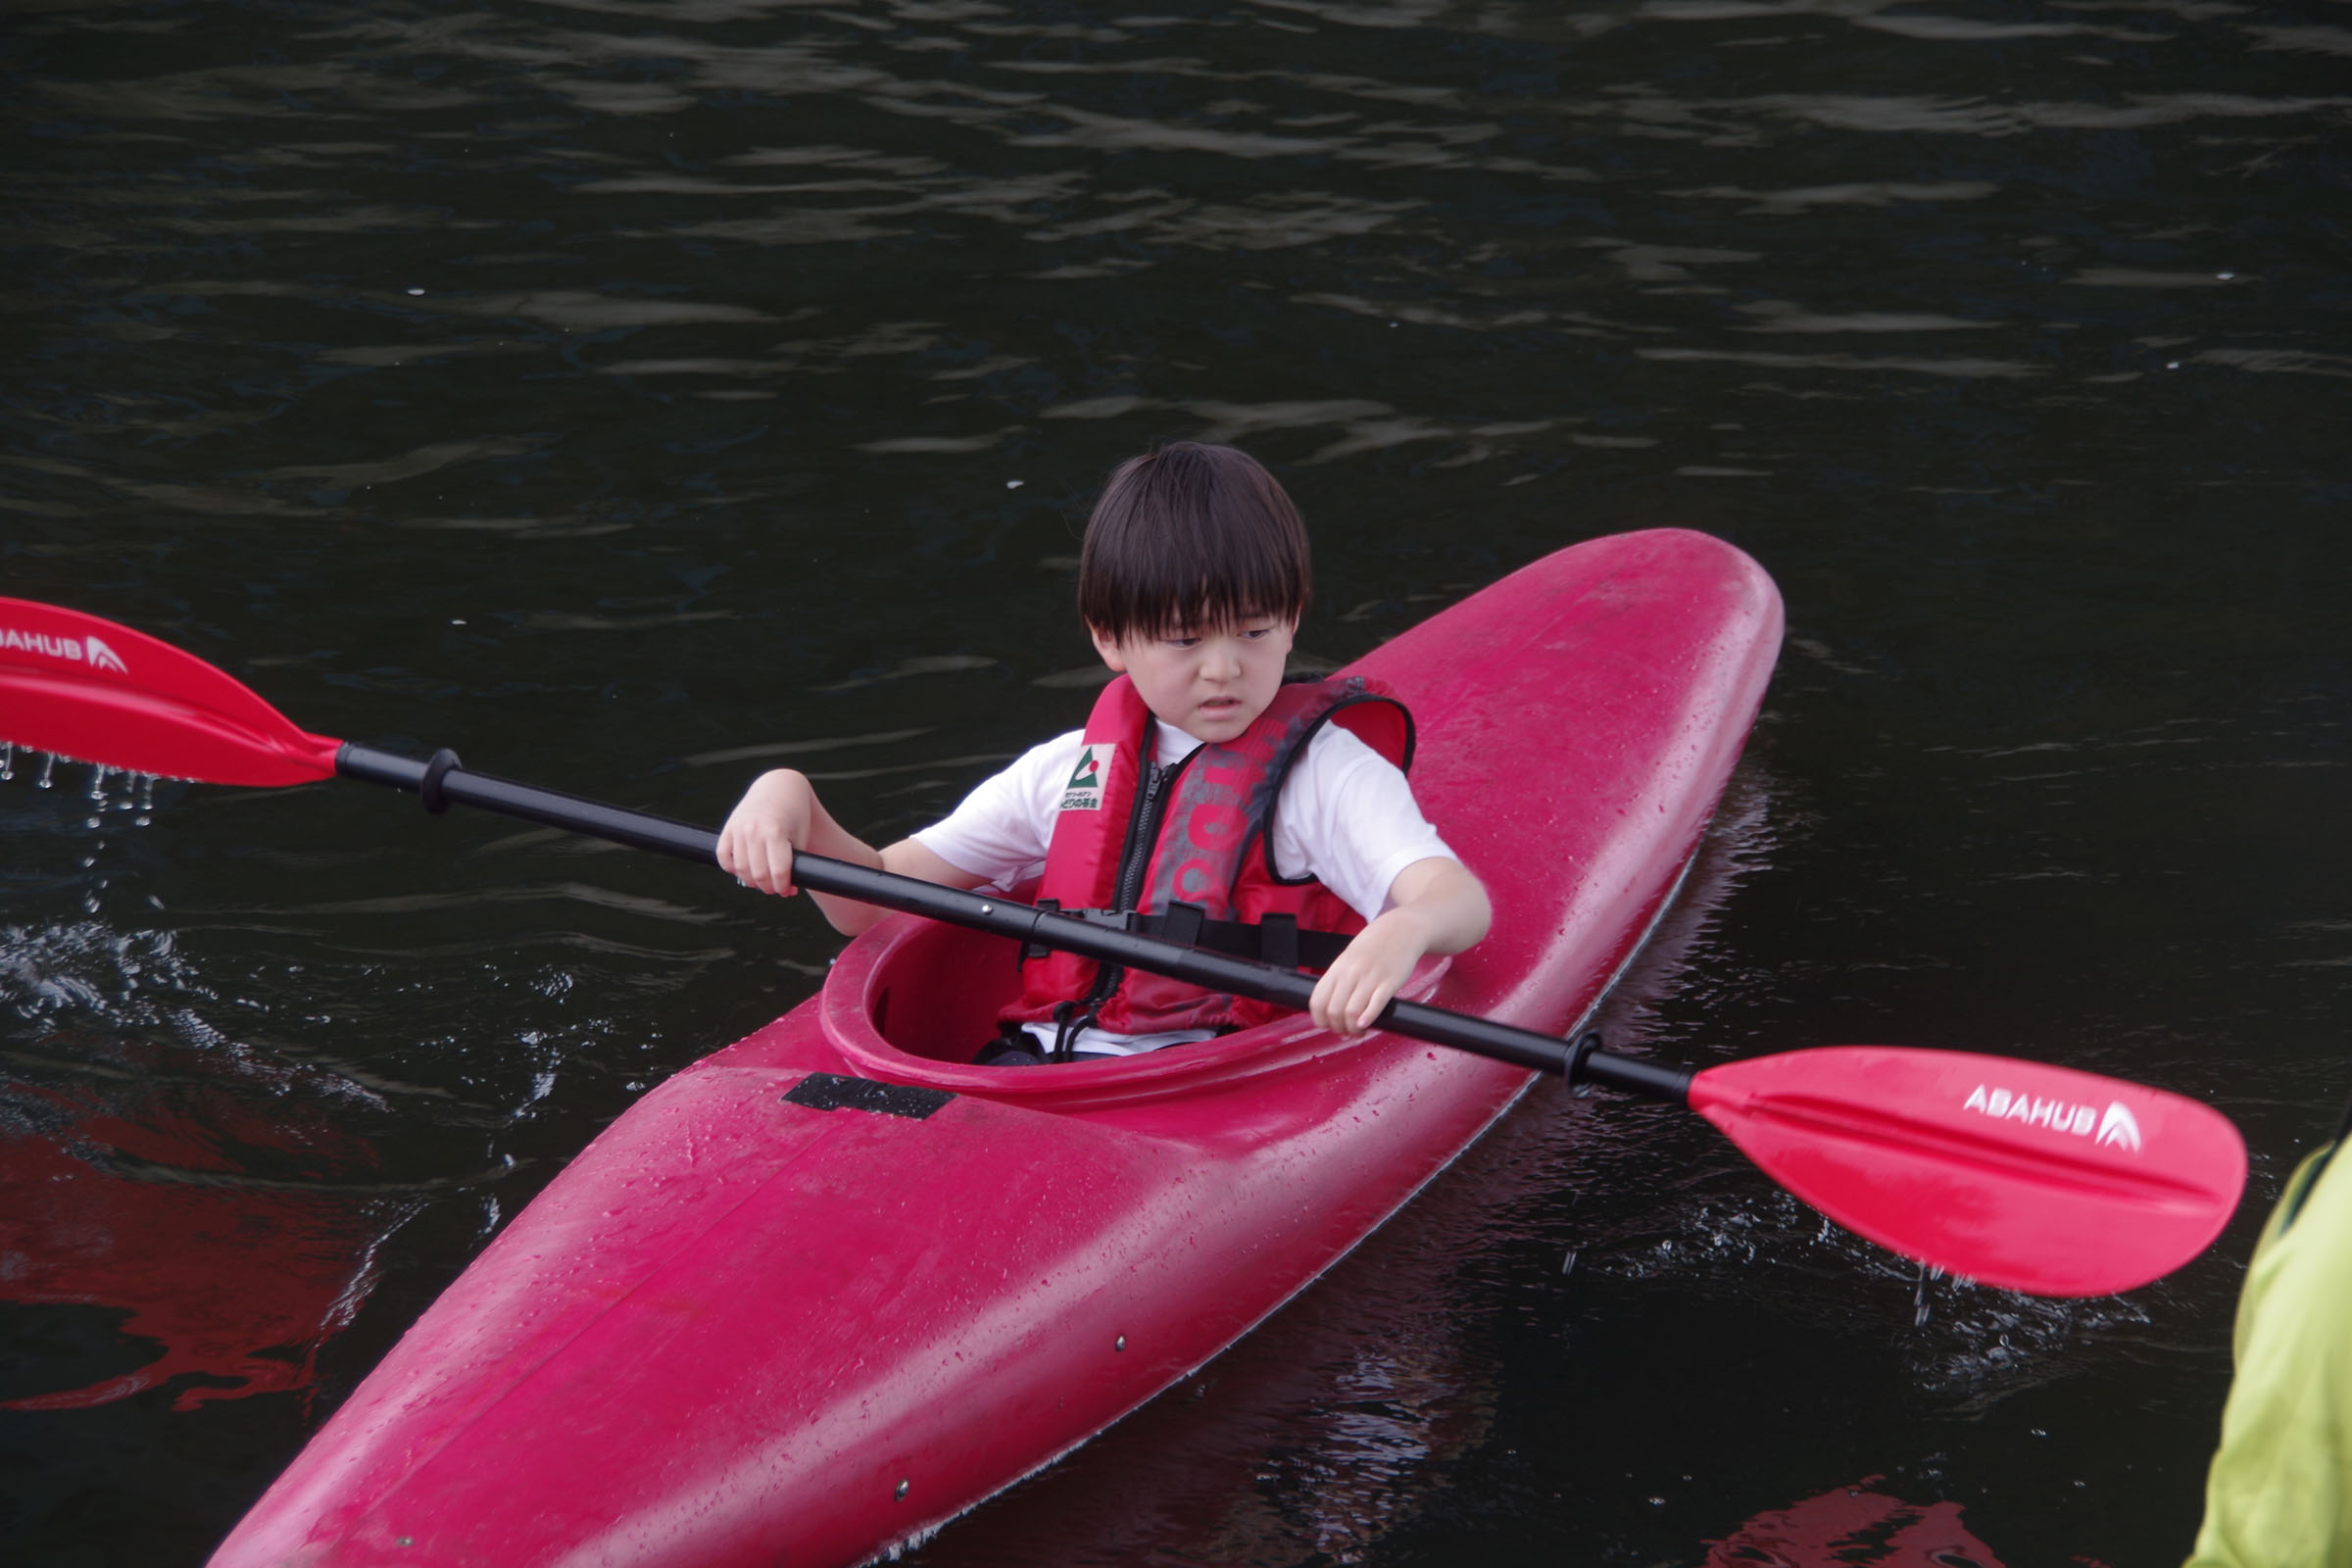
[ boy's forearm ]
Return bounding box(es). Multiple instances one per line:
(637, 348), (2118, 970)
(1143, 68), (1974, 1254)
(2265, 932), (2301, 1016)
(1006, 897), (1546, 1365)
(799, 802), (890, 935)
(718, 767), (890, 936)
(1383, 858), (1492, 956)
(721, 767), (995, 938)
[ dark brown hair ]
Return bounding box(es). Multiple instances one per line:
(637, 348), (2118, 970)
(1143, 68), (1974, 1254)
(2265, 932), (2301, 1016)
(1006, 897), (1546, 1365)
(1076, 442), (1312, 643)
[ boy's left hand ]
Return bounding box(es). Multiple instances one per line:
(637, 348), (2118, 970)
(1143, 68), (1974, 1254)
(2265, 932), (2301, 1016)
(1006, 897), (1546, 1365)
(1308, 909), (1432, 1035)
(1307, 857), (1493, 1036)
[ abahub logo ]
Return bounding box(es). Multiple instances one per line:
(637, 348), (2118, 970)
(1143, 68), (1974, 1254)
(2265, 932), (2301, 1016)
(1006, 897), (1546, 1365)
(1962, 1083), (2143, 1152)
(0, 627), (128, 675)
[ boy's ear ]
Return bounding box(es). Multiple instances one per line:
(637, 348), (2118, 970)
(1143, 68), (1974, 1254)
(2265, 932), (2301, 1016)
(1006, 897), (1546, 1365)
(1089, 624), (1128, 673)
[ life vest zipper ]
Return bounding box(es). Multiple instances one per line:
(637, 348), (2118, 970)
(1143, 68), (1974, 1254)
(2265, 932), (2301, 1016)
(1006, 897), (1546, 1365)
(1114, 752), (1181, 914)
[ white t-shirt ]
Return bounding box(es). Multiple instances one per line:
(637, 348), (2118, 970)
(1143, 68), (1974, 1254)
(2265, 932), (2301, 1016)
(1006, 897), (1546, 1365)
(913, 719), (1457, 1056)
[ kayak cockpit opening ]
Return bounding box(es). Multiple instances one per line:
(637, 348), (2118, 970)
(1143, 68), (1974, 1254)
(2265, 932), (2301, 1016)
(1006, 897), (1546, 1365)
(840, 914), (1027, 1066)
(806, 912), (1450, 1107)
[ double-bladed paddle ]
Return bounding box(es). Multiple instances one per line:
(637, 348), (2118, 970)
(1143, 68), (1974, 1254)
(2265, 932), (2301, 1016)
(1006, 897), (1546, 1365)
(0, 595), (2247, 1298)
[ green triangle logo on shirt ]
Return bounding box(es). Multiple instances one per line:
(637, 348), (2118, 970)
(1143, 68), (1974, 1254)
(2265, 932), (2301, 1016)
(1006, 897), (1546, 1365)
(1058, 745), (1109, 811)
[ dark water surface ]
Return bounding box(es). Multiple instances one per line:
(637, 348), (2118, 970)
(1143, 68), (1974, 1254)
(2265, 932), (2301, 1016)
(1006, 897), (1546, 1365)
(3, 0), (2348, 1562)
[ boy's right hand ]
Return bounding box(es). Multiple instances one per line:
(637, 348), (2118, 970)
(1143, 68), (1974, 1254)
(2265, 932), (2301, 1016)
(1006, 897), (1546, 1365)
(716, 768), (817, 897)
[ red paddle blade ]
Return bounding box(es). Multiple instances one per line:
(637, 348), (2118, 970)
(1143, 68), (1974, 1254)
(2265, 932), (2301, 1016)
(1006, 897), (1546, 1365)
(0, 598), (340, 787)
(1690, 1046), (2246, 1298)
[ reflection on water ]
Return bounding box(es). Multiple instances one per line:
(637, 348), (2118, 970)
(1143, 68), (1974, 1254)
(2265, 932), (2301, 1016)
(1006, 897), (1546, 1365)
(3, 0), (2346, 1562)
(0, 925), (407, 1411)
(0, 1090), (402, 1413)
(1700, 1480), (2010, 1568)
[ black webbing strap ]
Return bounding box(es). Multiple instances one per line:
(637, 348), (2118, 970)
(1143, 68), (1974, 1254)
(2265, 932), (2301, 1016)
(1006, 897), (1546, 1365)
(1129, 902), (1350, 969)
(1257, 912), (1299, 971)
(1159, 902), (1204, 949)
(1016, 902), (1353, 971)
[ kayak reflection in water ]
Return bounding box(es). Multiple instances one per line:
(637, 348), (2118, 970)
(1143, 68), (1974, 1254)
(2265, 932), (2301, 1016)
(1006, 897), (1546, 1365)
(717, 441), (1490, 1059)
(1701, 1480), (2008, 1567)
(2182, 1091), (2352, 1566)
(0, 1066), (398, 1412)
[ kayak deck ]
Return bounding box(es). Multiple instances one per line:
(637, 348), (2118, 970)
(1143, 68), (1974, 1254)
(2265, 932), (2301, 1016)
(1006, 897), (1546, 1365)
(211, 528), (1784, 1568)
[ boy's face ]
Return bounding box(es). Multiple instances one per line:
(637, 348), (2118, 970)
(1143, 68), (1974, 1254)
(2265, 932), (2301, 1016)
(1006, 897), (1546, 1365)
(1091, 613), (1297, 744)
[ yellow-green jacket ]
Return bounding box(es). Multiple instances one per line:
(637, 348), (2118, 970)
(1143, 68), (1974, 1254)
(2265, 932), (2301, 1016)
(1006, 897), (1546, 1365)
(2186, 1140), (2352, 1566)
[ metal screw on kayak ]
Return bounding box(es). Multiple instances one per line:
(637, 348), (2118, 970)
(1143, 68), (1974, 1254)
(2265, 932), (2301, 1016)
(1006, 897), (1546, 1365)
(895, 1480), (908, 1500)
(1115, 1335), (1125, 1351)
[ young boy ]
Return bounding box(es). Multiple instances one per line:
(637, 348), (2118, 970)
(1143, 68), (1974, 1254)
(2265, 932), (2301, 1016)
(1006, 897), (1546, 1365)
(716, 442), (1489, 1059)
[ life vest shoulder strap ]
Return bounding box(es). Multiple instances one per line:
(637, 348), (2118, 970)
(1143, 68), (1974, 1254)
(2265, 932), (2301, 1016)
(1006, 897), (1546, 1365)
(1233, 674), (1414, 889)
(1029, 675), (1153, 915)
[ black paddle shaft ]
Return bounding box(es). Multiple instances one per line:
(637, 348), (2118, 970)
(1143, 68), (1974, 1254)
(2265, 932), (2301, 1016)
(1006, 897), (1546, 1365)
(337, 744), (1692, 1102)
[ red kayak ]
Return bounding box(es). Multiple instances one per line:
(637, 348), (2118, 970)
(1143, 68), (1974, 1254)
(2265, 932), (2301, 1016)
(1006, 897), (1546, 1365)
(208, 528), (1784, 1568)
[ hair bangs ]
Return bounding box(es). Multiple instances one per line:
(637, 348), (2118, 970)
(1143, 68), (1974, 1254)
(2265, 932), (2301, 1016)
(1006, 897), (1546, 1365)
(1078, 443), (1312, 644)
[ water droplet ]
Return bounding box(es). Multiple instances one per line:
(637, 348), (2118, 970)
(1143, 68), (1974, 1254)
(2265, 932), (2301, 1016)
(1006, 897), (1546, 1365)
(0, 742), (13, 781)
(1004, 479), (1024, 489)
(2217, 270), (2236, 280)
(35, 752), (56, 789)
(407, 287), (425, 296)
(1560, 1248), (1579, 1276)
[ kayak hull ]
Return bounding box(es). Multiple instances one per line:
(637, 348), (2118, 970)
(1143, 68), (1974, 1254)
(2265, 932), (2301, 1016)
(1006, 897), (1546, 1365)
(212, 527), (1785, 1568)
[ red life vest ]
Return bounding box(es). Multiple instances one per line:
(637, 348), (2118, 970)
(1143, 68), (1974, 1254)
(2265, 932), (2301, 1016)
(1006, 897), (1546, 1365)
(1001, 673), (1415, 1039)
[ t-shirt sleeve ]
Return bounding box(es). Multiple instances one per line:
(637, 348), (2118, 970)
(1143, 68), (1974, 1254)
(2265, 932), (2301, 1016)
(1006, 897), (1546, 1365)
(910, 731), (1080, 890)
(1271, 724), (1459, 924)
